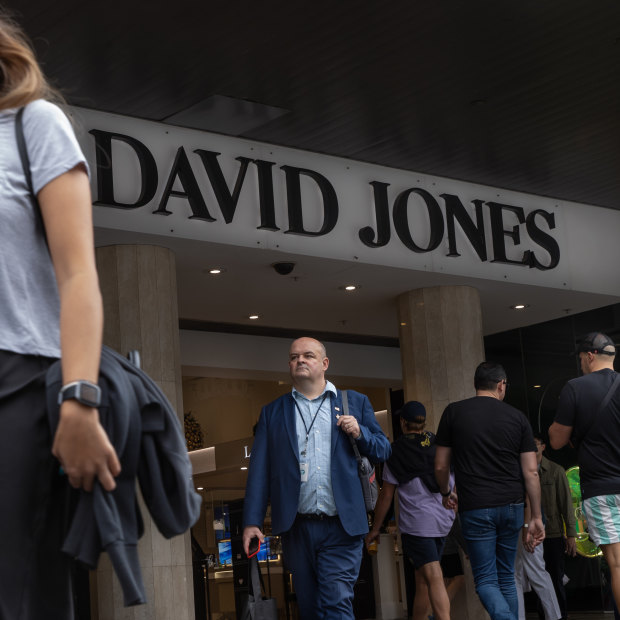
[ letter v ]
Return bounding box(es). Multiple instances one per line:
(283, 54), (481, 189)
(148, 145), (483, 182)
(195, 150), (252, 224)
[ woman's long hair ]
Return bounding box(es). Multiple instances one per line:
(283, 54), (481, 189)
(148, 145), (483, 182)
(0, 10), (59, 110)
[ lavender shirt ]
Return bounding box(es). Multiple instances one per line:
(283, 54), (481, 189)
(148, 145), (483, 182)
(383, 462), (455, 537)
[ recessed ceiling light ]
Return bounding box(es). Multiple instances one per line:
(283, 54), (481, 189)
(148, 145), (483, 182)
(340, 284), (359, 291)
(533, 385), (541, 389)
(249, 314), (259, 320)
(510, 304), (529, 310)
(240, 466), (248, 471)
(209, 268), (222, 274)
(197, 487), (204, 491)
(400, 322), (407, 327)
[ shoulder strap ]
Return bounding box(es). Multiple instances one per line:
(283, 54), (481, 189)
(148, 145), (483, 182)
(580, 372), (620, 442)
(341, 390), (362, 461)
(600, 373), (620, 413)
(14, 106), (48, 247)
(15, 107), (35, 197)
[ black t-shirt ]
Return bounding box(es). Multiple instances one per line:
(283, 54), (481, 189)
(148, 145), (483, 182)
(435, 396), (535, 512)
(554, 369), (620, 500)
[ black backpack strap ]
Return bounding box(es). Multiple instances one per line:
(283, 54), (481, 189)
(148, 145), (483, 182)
(15, 107), (35, 198)
(15, 106), (48, 247)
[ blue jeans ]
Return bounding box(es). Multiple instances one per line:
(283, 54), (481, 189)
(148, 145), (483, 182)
(460, 503), (524, 620)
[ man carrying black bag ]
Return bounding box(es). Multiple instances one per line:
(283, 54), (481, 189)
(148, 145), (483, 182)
(242, 337), (391, 620)
(550, 332), (620, 612)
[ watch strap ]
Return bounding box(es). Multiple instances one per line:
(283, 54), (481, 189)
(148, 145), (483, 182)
(58, 380), (102, 408)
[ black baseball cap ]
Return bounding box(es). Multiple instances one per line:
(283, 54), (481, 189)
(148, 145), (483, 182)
(576, 332), (616, 356)
(396, 401), (426, 422)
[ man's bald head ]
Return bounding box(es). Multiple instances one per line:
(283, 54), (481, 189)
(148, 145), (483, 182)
(288, 337), (329, 395)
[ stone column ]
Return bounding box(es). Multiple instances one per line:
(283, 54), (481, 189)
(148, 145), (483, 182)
(397, 286), (484, 432)
(93, 245), (194, 620)
(397, 285), (489, 620)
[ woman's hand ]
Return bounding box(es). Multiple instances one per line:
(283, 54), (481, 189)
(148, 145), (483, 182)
(52, 400), (121, 492)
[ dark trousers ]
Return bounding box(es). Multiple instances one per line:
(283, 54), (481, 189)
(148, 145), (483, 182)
(281, 517), (364, 620)
(541, 537), (567, 620)
(0, 350), (73, 620)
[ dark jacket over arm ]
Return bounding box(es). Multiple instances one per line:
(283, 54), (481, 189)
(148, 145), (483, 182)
(46, 346), (201, 606)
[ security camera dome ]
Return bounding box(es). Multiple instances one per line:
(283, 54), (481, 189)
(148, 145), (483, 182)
(272, 262), (296, 275)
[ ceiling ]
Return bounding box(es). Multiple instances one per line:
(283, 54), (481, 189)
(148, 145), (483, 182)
(9, 0), (620, 340)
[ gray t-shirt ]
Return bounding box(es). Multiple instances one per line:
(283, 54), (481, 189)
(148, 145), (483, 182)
(0, 100), (88, 358)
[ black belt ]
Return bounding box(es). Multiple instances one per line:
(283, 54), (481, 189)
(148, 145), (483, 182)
(296, 512), (339, 522)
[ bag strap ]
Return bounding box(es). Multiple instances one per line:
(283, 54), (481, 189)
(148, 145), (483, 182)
(341, 390), (363, 462)
(15, 106), (48, 247)
(600, 373), (620, 413)
(248, 555), (267, 601)
(15, 107), (35, 198)
(580, 372), (620, 443)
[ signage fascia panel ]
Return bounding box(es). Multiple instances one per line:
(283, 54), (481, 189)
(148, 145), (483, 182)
(72, 106), (616, 294)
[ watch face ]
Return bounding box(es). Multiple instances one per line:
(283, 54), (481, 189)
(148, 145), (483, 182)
(80, 383), (100, 404)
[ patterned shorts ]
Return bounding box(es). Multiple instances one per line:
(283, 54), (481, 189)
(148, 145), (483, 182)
(583, 494), (620, 546)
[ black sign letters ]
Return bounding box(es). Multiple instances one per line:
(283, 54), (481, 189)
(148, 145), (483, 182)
(89, 129), (560, 270)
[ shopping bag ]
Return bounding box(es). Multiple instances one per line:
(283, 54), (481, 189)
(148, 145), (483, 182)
(240, 556), (278, 620)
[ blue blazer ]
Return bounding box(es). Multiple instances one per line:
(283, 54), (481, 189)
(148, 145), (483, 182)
(243, 389), (391, 537)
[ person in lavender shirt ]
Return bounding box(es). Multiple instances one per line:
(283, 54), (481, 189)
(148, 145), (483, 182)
(366, 401), (455, 620)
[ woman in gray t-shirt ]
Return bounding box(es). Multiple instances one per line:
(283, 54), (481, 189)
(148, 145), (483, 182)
(0, 12), (120, 619)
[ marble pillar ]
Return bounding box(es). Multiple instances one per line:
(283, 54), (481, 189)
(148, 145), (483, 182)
(397, 285), (485, 432)
(93, 245), (194, 620)
(397, 285), (488, 620)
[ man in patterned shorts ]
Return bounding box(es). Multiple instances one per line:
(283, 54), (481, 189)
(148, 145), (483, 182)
(550, 332), (620, 608)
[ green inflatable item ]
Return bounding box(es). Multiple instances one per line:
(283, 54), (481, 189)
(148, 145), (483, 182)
(565, 466), (602, 558)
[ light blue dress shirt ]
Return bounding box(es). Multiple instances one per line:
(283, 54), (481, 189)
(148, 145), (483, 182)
(292, 381), (338, 515)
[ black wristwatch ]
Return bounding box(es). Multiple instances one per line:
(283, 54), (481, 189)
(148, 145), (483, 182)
(58, 380), (102, 408)
(440, 488), (452, 497)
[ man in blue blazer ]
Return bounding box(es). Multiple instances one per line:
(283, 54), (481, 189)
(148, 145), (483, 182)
(243, 337), (391, 619)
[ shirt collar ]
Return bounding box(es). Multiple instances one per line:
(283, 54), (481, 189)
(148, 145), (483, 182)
(292, 380), (337, 401)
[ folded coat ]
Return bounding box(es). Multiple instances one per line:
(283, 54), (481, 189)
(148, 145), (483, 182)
(46, 345), (201, 606)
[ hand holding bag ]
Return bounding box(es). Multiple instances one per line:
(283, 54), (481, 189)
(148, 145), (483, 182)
(241, 556), (278, 620)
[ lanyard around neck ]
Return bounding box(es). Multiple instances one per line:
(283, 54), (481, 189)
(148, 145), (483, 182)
(294, 392), (329, 440)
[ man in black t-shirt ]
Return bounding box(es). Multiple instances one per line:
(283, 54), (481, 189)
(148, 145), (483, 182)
(435, 361), (544, 620)
(549, 332), (620, 609)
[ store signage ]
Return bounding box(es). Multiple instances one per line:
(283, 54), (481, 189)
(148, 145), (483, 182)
(89, 129), (560, 270)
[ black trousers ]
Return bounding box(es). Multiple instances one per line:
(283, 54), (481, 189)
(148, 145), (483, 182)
(541, 537), (567, 620)
(0, 350), (73, 620)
